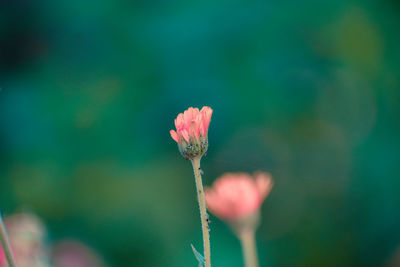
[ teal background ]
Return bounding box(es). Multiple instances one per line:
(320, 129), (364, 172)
(1, 0), (400, 266)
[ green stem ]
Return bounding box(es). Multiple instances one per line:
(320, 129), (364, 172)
(239, 229), (258, 267)
(191, 157), (211, 267)
(0, 213), (17, 267)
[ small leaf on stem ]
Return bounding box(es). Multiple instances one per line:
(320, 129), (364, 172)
(191, 244), (205, 267)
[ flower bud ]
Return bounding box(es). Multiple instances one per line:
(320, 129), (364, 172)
(170, 106), (213, 160)
(205, 172), (273, 232)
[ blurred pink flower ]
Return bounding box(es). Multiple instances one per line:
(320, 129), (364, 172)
(0, 212), (50, 267)
(52, 240), (105, 267)
(170, 106), (213, 159)
(205, 172), (273, 220)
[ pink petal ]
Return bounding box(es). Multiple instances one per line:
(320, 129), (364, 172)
(254, 172), (273, 199)
(201, 106), (213, 133)
(199, 123), (206, 136)
(189, 121), (200, 140)
(184, 107), (194, 123)
(181, 129), (190, 142)
(193, 108), (200, 117)
(170, 130), (179, 143)
(175, 114), (184, 129)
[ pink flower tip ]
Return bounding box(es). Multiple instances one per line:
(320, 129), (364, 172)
(170, 106), (213, 159)
(205, 172), (273, 220)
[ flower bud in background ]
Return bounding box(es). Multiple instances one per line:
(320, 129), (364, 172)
(170, 106), (213, 160)
(0, 212), (51, 267)
(51, 239), (106, 267)
(205, 172), (273, 232)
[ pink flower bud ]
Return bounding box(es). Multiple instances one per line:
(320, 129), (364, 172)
(52, 239), (105, 267)
(170, 106), (213, 159)
(205, 172), (273, 220)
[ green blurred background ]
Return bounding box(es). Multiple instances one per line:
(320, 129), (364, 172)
(1, 0), (400, 266)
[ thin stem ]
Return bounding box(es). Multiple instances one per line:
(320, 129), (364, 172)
(239, 229), (258, 267)
(0, 213), (17, 267)
(191, 157), (211, 267)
